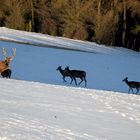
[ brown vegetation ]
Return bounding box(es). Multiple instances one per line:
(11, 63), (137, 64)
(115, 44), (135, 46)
(0, 0), (139, 51)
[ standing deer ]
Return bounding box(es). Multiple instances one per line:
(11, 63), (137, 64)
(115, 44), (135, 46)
(1, 69), (12, 78)
(0, 48), (16, 78)
(122, 77), (140, 94)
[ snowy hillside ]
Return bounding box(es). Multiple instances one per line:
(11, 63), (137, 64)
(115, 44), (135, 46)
(0, 27), (140, 93)
(0, 27), (138, 55)
(0, 27), (140, 140)
(0, 78), (140, 140)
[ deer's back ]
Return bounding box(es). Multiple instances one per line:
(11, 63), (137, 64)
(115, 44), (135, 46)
(128, 81), (140, 88)
(70, 70), (86, 77)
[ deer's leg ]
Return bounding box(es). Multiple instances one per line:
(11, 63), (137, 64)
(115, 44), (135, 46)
(8, 70), (11, 78)
(131, 88), (134, 94)
(63, 76), (67, 82)
(79, 78), (83, 85)
(83, 77), (87, 87)
(70, 77), (73, 84)
(79, 79), (87, 87)
(135, 88), (139, 94)
(85, 79), (87, 87)
(128, 88), (131, 93)
(74, 78), (77, 85)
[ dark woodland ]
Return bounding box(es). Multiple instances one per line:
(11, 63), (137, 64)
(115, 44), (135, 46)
(0, 0), (140, 51)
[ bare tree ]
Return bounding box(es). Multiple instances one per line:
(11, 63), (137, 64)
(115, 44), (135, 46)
(22, 0), (36, 32)
(94, 0), (119, 45)
(122, 0), (127, 47)
(2, 0), (25, 30)
(60, 0), (93, 40)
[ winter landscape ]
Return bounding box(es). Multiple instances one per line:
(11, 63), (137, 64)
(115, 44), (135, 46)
(0, 27), (140, 140)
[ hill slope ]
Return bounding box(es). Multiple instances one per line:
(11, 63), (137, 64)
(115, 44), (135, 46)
(0, 27), (140, 93)
(0, 78), (140, 140)
(0, 27), (140, 140)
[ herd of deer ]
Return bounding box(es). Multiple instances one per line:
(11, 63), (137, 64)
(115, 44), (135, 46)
(57, 66), (140, 94)
(0, 47), (139, 94)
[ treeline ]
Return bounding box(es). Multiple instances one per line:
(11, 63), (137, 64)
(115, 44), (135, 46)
(0, 0), (140, 51)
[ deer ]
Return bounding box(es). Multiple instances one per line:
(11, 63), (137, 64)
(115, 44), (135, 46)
(122, 77), (140, 94)
(64, 66), (87, 87)
(0, 48), (16, 78)
(1, 69), (12, 78)
(56, 66), (73, 82)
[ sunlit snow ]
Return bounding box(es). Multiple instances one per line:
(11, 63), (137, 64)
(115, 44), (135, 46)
(0, 27), (140, 140)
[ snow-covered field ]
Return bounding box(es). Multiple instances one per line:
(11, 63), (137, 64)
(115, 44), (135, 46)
(0, 27), (140, 140)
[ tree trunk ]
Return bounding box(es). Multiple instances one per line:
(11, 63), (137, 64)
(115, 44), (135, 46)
(122, 0), (126, 47)
(29, 0), (34, 32)
(96, 0), (101, 43)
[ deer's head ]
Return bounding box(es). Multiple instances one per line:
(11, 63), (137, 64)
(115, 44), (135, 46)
(2, 48), (16, 66)
(122, 77), (128, 82)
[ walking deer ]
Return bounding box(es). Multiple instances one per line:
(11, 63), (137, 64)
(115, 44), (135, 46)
(64, 66), (87, 87)
(56, 66), (72, 82)
(122, 77), (140, 94)
(0, 48), (16, 78)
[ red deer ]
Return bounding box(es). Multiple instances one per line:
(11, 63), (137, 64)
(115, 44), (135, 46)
(0, 48), (16, 78)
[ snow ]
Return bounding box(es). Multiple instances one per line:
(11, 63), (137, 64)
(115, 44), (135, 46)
(0, 27), (140, 140)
